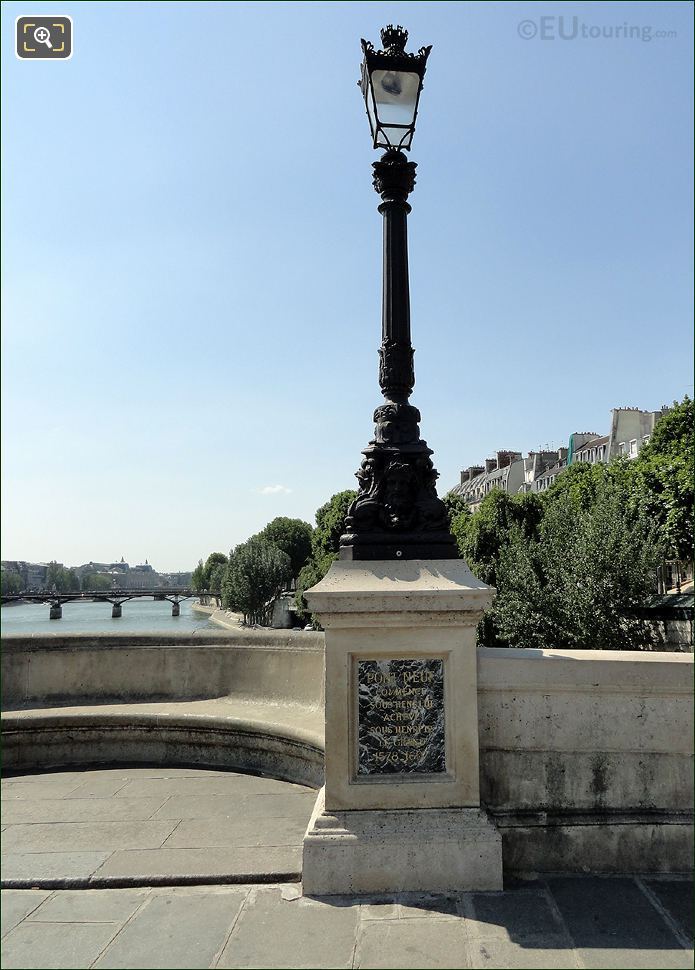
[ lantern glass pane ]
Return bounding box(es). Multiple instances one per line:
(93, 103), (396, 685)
(372, 69), (419, 124)
(365, 81), (378, 142)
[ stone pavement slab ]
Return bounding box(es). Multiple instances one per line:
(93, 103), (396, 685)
(3, 770), (84, 786)
(65, 777), (137, 798)
(92, 891), (247, 969)
(2, 779), (84, 800)
(1, 880), (693, 970)
(164, 814), (309, 848)
(355, 918), (469, 969)
(462, 887), (571, 947)
(151, 790), (317, 820)
(642, 877), (694, 944)
(546, 876), (693, 970)
(2, 851), (113, 885)
(91, 845), (302, 883)
(2, 796), (168, 824)
(1, 767), (315, 888)
(466, 941), (583, 969)
(2, 819), (178, 853)
(1, 920), (120, 970)
(216, 886), (360, 969)
(397, 893), (460, 919)
(113, 774), (310, 800)
(0, 891), (51, 937)
(27, 888), (148, 923)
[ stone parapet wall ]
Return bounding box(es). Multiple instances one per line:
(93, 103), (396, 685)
(2, 635), (691, 872)
(2, 631), (325, 709)
(477, 647), (693, 812)
(476, 647), (693, 872)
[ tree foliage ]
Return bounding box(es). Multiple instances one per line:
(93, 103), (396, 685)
(631, 397), (693, 561)
(207, 562), (226, 594)
(191, 552), (229, 592)
(259, 517), (313, 583)
(1, 570), (23, 594)
(451, 399), (694, 650)
(221, 537), (291, 625)
(81, 573), (113, 592)
(442, 491), (470, 526)
(45, 561), (80, 592)
(491, 485), (662, 650)
(295, 490), (357, 625)
(451, 491), (544, 586)
(202, 553), (227, 590)
(191, 559), (205, 592)
(312, 491), (357, 559)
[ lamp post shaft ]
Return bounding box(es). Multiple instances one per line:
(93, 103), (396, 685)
(375, 151), (416, 404)
(338, 150), (458, 561)
(380, 197), (412, 402)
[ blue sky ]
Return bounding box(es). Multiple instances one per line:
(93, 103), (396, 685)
(2, 1), (692, 570)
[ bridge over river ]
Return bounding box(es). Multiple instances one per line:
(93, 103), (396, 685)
(0, 588), (217, 619)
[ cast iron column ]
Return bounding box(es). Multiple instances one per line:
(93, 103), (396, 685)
(340, 150), (458, 561)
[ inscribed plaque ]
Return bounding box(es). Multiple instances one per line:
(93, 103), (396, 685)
(357, 658), (445, 775)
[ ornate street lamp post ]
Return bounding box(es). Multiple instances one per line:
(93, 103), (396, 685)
(302, 28), (501, 896)
(340, 26), (458, 561)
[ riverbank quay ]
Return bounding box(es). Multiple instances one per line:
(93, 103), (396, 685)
(190, 602), (246, 630)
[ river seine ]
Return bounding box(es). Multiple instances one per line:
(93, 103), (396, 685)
(1, 598), (213, 635)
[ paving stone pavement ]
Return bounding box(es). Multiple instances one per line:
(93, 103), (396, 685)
(1, 767), (315, 887)
(1, 768), (692, 969)
(1, 879), (691, 969)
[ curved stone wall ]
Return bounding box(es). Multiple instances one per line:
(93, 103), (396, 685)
(2, 633), (692, 872)
(1, 631), (324, 708)
(2, 631), (325, 788)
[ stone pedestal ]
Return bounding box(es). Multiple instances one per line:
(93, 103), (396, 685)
(302, 558), (502, 895)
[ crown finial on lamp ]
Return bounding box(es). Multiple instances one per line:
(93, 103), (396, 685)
(380, 25), (408, 52)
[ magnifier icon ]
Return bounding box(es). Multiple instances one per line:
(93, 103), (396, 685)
(34, 26), (53, 49)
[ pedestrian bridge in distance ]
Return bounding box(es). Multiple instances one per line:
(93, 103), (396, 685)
(0, 588), (202, 619)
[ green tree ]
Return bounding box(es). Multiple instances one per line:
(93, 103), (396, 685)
(638, 397), (692, 462)
(543, 456), (634, 513)
(442, 492), (470, 526)
(451, 490), (544, 586)
(81, 573), (112, 592)
(295, 490), (356, 624)
(631, 397), (693, 562)
(1, 570), (23, 594)
(259, 517), (313, 584)
(191, 559), (205, 592)
(202, 552), (227, 590)
(491, 484), (662, 651)
(312, 490), (357, 558)
(295, 552), (337, 626)
(45, 561), (80, 592)
(221, 537), (291, 625)
(208, 562), (226, 595)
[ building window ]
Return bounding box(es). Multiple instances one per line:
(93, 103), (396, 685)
(629, 439), (638, 458)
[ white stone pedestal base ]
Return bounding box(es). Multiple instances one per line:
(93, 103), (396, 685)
(302, 787), (503, 895)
